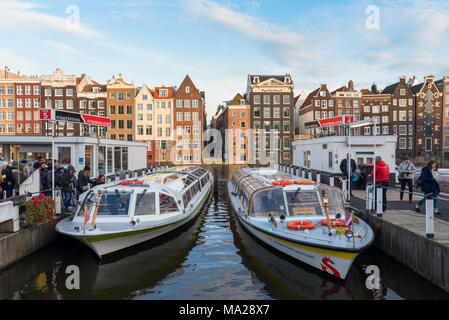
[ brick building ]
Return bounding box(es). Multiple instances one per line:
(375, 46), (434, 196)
(173, 75), (205, 164)
(40, 68), (78, 136)
(247, 74), (294, 164)
(76, 74), (107, 138)
(106, 74), (135, 141)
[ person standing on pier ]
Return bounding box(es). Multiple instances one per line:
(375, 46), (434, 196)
(78, 166), (93, 194)
(369, 156), (390, 212)
(340, 153), (356, 196)
(398, 156), (415, 203)
(415, 160), (441, 215)
(61, 166), (75, 211)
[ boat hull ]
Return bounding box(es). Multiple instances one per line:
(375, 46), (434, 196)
(60, 180), (213, 257)
(236, 214), (358, 279)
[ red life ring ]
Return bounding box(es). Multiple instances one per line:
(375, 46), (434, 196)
(120, 180), (143, 185)
(319, 219), (346, 227)
(287, 220), (316, 230)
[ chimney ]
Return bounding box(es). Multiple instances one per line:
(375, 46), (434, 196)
(444, 76), (449, 83)
(371, 83), (378, 94)
(348, 80), (354, 91)
(399, 75), (406, 83)
(425, 75), (435, 83)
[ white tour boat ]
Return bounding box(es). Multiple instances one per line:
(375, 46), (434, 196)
(227, 168), (374, 279)
(56, 166), (214, 257)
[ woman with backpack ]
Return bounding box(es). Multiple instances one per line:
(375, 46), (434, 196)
(415, 160), (441, 215)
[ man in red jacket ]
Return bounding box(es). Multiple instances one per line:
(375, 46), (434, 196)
(369, 156), (390, 211)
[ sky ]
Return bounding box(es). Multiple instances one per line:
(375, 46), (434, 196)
(1, 0), (449, 122)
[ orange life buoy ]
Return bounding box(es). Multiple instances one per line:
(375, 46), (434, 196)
(319, 219), (346, 227)
(273, 179), (315, 186)
(120, 179), (143, 185)
(287, 220), (316, 230)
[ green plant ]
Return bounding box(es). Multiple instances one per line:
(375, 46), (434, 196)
(25, 193), (55, 227)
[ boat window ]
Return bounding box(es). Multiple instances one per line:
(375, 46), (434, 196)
(160, 193), (179, 213)
(201, 174), (209, 186)
(182, 193), (188, 208)
(285, 190), (321, 216)
(318, 187), (346, 217)
(79, 191), (132, 216)
(134, 192), (156, 216)
(250, 187), (286, 217)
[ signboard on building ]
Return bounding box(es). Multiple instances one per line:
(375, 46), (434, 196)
(39, 109), (110, 127)
(304, 115), (354, 129)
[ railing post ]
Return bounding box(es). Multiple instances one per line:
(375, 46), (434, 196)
(316, 173), (321, 184)
(426, 198), (434, 239)
(342, 178), (347, 199)
(376, 187), (383, 217)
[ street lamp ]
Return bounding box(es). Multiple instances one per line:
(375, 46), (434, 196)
(349, 117), (378, 208)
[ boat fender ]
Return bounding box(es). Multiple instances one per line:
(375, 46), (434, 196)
(319, 219), (346, 227)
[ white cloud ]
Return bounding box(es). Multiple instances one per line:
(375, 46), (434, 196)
(0, 0), (102, 38)
(184, 0), (320, 72)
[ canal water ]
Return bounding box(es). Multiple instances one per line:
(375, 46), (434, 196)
(1, 166), (448, 300)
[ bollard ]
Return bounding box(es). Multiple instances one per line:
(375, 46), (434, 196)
(342, 179), (347, 199)
(316, 173), (321, 184)
(425, 198), (434, 239)
(308, 170), (312, 180)
(301, 170), (305, 179)
(329, 176), (334, 186)
(376, 187), (383, 217)
(296, 168), (299, 177)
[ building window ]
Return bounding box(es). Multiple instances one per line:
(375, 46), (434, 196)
(364, 127), (371, 135)
(399, 125), (407, 135)
(254, 95), (261, 104)
(263, 108), (270, 118)
(425, 138), (432, 151)
(400, 89), (406, 96)
(127, 105), (132, 114)
(177, 112), (183, 121)
(283, 107), (290, 117)
(399, 137), (407, 149)
(364, 105), (370, 113)
(399, 99), (407, 107)
(372, 105), (380, 113)
(254, 107), (261, 118)
(382, 126), (389, 135)
(283, 95), (290, 105)
(399, 111), (407, 121)
(263, 95), (271, 104)
(126, 92), (132, 99)
(273, 95), (281, 104)
(186, 86), (190, 93)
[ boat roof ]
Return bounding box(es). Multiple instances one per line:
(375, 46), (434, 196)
(90, 166), (209, 195)
(241, 167), (317, 190)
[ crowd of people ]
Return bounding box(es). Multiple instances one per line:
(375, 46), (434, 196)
(340, 153), (442, 216)
(0, 156), (105, 211)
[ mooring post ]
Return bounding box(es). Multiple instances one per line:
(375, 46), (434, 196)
(376, 187), (383, 217)
(308, 170), (312, 180)
(316, 173), (321, 184)
(426, 198), (434, 239)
